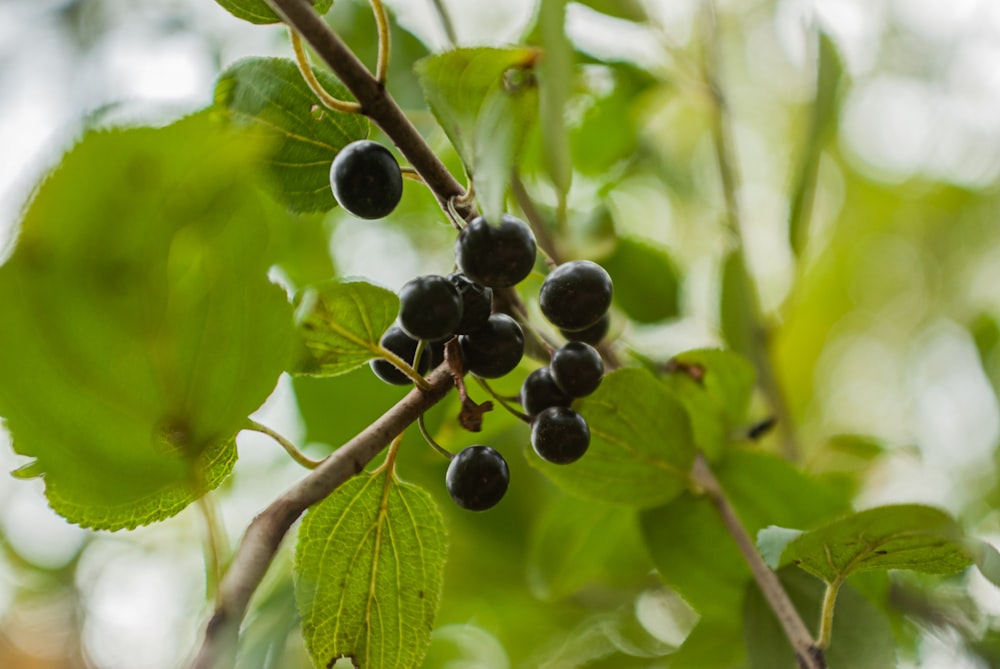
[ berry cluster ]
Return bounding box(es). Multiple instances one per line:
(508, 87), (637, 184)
(332, 142), (613, 512)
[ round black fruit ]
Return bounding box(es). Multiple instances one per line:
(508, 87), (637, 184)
(560, 312), (610, 345)
(370, 325), (431, 385)
(398, 275), (463, 342)
(539, 260), (613, 331)
(446, 445), (510, 511)
(520, 367), (572, 417)
(455, 214), (537, 288)
(531, 406), (590, 465)
(458, 313), (524, 378)
(550, 342), (604, 398)
(330, 140), (403, 219)
(447, 273), (493, 334)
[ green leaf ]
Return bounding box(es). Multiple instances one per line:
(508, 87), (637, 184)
(0, 114), (295, 530)
(575, 0), (648, 21)
(640, 450), (848, 624)
(215, 57), (370, 213)
(770, 505), (972, 583)
(291, 278), (399, 377)
(599, 237), (680, 324)
(757, 527), (804, 570)
(415, 47), (539, 223)
(968, 540), (1000, 587)
(661, 348), (755, 459)
(528, 368), (697, 508)
(294, 470), (447, 669)
(744, 570), (895, 669)
(214, 0), (333, 26)
(719, 250), (757, 359)
(538, 0), (573, 204)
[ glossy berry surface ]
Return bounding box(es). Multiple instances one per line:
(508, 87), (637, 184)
(447, 273), (493, 334)
(455, 214), (537, 288)
(330, 140), (403, 219)
(531, 406), (590, 465)
(520, 367), (572, 417)
(550, 342), (604, 398)
(539, 260), (613, 331)
(398, 275), (463, 341)
(446, 445), (510, 511)
(369, 325), (430, 385)
(458, 313), (525, 378)
(560, 312), (610, 345)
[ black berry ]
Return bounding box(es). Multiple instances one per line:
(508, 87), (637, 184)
(330, 140), (403, 219)
(446, 445), (510, 511)
(458, 314), (525, 378)
(447, 273), (493, 334)
(370, 325), (431, 385)
(531, 406), (590, 465)
(550, 342), (604, 398)
(455, 214), (537, 288)
(398, 275), (463, 342)
(539, 260), (613, 331)
(560, 313), (610, 345)
(520, 367), (572, 417)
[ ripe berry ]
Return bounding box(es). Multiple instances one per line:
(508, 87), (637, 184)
(520, 367), (572, 417)
(560, 313), (610, 345)
(370, 325), (430, 385)
(458, 313), (524, 378)
(398, 275), (463, 342)
(539, 260), (613, 331)
(455, 214), (537, 288)
(330, 140), (403, 219)
(447, 273), (493, 334)
(446, 445), (510, 511)
(531, 406), (590, 465)
(550, 342), (604, 398)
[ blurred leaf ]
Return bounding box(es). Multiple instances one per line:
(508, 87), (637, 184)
(968, 540), (1000, 587)
(528, 368), (696, 507)
(538, 0), (573, 205)
(292, 278), (399, 377)
(600, 237), (679, 323)
(766, 505), (971, 583)
(667, 619), (744, 669)
(575, 0), (647, 21)
(215, 57), (370, 213)
(569, 75), (643, 176)
(757, 527), (804, 569)
(0, 114), (295, 529)
(214, 0), (333, 26)
(744, 570), (895, 669)
(295, 470), (446, 669)
(415, 47), (540, 223)
(789, 33), (845, 255)
(661, 348), (756, 460)
(526, 495), (651, 601)
(719, 250), (756, 359)
(640, 450), (848, 624)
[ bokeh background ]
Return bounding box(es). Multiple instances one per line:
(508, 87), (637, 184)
(4, 0), (1000, 667)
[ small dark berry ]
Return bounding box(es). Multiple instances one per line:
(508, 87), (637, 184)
(458, 313), (524, 378)
(330, 140), (403, 219)
(455, 214), (537, 288)
(550, 342), (604, 398)
(539, 260), (613, 331)
(447, 273), (493, 334)
(398, 275), (463, 342)
(560, 313), (610, 345)
(370, 325), (431, 385)
(531, 406), (590, 464)
(446, 445), (510, 511)
(520, 367), (572, 417)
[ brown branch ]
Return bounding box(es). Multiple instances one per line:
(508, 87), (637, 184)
(189, 366), (455, 669)
(690, 454), (826, 669)
(266, 0), (474, 221)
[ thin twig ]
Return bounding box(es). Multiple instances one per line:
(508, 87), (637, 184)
(429, 0), (458, 47)
(190, 365), (455, 669)
(289, 28), (362, 114)
(417, 413), (454, 460)
(243, 419), (325, 469)
(691, 454), (826, 669)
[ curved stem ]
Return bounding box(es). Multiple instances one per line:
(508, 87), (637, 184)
(418, 413), (454, 460)
(289, 28), (362, 114)
(243, 419), (325, 469)
(375, 345), (432, 391)
(400, 165), (424, 183)
(474, 377), (531, 423)
(368, 0), (391, 84)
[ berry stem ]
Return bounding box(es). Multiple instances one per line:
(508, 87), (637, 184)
(374, 345), (433, 391)
(243, 419), (326, 469)
(474, 377), (531, 423)
(399, 166), (425, 183)
(368, 0), (391, 84)
(511, 173), (560, 265)
(289, 28), (362, 114)
(816, 578), (842, 650)
(417, 413), (454, 460)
